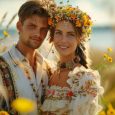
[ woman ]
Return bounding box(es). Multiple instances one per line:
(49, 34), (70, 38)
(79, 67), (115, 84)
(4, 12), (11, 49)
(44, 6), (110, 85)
(41, 5), (104, 115)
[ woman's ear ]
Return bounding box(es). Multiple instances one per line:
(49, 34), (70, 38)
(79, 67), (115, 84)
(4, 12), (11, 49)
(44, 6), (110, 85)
(16, 20), (22, 32)
(78, 36), (84, 44)
(77, 37), (82, 45)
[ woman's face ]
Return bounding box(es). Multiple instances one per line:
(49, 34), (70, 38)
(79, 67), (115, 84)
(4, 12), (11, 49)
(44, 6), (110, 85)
(53, 21), (80, 58)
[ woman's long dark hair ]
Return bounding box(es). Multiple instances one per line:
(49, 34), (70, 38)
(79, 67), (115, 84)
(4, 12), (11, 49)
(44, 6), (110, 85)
(75, 43), (88, 68)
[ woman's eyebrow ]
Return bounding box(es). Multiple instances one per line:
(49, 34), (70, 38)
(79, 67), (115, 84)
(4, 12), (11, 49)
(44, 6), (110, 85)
(67, 31), (76, 34)
(55, 29), (62, 32)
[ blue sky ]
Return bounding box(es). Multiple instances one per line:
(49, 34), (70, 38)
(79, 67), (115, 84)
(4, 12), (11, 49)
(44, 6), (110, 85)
(0, 0), (115, 28)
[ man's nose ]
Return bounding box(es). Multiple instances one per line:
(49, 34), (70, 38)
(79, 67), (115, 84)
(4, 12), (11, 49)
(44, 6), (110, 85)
(34, 29), (40, 37)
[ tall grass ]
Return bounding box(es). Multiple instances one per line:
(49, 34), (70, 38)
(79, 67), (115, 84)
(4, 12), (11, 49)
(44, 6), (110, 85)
(90, 47), (115, 106)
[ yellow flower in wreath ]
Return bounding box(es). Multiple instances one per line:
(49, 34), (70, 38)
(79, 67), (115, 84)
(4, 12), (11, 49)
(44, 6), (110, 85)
(71, 14), (76, 20)
(76, 20), (82, 27)
(48, 18), (53, 26)
(55, 16), (60, 21)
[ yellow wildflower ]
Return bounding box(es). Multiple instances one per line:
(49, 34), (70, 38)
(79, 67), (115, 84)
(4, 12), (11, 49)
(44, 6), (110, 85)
(3, 30), (9, 37)
(107, 103), (115, 115)
(0, 111), (9, 115)
(11, 97), (36, 113)
(103, 53), (108, 59)
(99, 110), (106, 115)
(108, 48), (112, 52)
(107, 56), (112, 63)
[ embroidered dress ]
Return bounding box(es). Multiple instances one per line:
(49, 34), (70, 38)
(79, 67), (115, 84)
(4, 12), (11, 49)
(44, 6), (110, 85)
(41, 66), (104, 115)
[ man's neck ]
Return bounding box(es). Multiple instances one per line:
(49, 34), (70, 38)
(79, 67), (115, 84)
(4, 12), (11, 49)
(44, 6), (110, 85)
(16, 43), (36, 68)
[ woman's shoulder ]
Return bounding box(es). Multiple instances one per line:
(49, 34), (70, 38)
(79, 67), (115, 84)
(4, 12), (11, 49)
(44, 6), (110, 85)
(67, 65), (104, 96)
(68, 65), (100, 81)
(67, 66), (100, 88)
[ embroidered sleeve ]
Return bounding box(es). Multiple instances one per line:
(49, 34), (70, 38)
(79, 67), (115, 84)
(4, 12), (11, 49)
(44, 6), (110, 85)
(0, 83), (8, 111)
(0, 92), (8, 111)
(75, 72), (99, 97)
(67, 68), (104, 115)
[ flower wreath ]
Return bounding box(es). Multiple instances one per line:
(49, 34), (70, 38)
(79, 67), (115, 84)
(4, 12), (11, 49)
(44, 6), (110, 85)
(48, 5), (93, 37)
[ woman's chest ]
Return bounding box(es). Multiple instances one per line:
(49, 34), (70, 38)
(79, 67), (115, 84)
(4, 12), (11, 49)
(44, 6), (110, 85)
(49, 69), (70, 88)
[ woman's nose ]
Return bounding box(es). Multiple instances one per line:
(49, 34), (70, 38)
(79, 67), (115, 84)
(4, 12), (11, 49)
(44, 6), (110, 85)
(61, 35), (67, 42)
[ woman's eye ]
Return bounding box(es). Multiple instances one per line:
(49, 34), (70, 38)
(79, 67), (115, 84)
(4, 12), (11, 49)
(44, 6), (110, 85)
(55, 31), (62, 35)
(68, 33), (75, 37)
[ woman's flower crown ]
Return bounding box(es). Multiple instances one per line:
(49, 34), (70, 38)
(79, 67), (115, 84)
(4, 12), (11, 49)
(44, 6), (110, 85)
(48, 5), (93, 37)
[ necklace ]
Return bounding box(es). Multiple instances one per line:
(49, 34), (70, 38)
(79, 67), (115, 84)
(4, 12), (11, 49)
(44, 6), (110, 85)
(57, 56), (79, 70)
(56, 57), (80, 86)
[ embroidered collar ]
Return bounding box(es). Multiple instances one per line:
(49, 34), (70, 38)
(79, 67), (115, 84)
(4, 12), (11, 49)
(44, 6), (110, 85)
(7, 45), (44, 66)
(57, 57), (80, 70)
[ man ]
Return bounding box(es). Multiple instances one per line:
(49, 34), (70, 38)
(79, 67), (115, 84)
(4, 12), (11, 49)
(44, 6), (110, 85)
(0, 0), (49, 114)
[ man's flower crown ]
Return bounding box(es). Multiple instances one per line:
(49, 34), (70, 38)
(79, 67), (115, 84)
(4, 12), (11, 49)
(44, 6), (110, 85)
(48, 5), (93, 37)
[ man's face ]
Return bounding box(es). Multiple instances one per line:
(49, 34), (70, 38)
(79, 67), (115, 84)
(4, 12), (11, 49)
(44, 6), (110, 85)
(17, 15), (48, 49)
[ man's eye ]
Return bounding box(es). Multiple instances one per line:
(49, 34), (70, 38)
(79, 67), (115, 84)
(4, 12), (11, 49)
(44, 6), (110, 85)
(28, 25), (36, 29)
(41, 28), (48, 33)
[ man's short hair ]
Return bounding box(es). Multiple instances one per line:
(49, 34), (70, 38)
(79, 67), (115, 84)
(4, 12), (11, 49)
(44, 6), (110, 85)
(18, 0), (49, 23)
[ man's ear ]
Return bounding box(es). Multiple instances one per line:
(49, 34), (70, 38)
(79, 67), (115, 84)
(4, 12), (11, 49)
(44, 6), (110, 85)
(16, 20), (22, 32)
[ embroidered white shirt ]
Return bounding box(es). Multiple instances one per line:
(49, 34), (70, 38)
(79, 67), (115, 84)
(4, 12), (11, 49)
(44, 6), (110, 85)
(0, 45), (48, 115)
